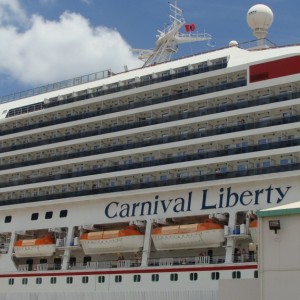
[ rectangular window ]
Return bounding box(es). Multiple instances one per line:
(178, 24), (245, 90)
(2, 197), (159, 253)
(237, 164), (247, 171)
(45, 211), (53, 219)
(254, 270), (258, 278)
(211, 272), (220, 280)
(66, 277), (73, 284)
(160, 175), (168, 181)
(22, 278), (28, 285)
(50, 277), (57, 284)
(133, 274), (141, 282)
(280, 159), (292, 165)
(232, 271), (241, 279)
(31, 213), (39, 221)
(151, 274), (159, 282)
(262, 161), (271, 168)
(60, 210), (68, 218)
(36, 277), (42, 284)
(98, 276), (105, 283)
(4, 216), (12, 223)
(82, 276), (89, 284)
(115, 275), (122, 283)
(8, 278), (14, 285)
(190, 273), (198, 281)
(170, 273), (178, 281)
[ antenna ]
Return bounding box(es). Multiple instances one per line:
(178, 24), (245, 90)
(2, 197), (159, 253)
(131, 0), (212, 67)
(247, 4), (274, 48)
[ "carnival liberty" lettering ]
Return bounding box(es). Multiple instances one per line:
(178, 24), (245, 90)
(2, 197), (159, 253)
(104, 185), (291, 219)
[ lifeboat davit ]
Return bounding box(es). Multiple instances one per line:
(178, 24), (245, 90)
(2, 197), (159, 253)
(249, 220), (258, 244)
(14, 235), (56, 258)
(80, 226), (144, 254)
(151, 220), (225, 251)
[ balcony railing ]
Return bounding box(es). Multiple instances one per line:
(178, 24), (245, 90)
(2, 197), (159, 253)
(0, 69), (111, 104)
(1, 137), (299, 188)
(43, 61), (228, 109)
(1, 162), (299, 206)
(0, 94), (296, 158)
(1, 74), (241, 138)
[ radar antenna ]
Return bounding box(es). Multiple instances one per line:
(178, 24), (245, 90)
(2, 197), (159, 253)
(131, 0), (212, 67)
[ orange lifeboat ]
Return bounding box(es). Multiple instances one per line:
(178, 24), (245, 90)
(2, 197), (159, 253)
(80, 226), (144, 254)
(14, 235), (56, 258)
(152, 220), (225, 250)
(249, 220), (258, 244)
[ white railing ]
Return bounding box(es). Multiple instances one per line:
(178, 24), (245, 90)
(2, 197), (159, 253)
(18, 264), (29, 271)
(117, 260), (131, 268)
(233, 253), (257, 263)
(195, 256), (210, 264)
(17, 255), (229, 272)
(159, 257), (174, 266)
(36, 263), (48, 271)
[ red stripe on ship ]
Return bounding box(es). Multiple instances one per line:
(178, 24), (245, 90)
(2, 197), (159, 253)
(0, 264), (257, 278)
(250, 55), (300, 83)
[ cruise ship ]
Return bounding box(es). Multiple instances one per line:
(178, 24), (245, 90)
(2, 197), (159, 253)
(0, 2), (298, 299)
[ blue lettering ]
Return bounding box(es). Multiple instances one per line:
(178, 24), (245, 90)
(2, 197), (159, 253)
(240, 190), (253, 206)
(201, 189), (217, 210)
(173, 198), (185, 212)
(105, 201), (119, 219)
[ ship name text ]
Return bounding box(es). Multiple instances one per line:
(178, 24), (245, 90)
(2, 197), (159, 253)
(104, 185), (291, 219)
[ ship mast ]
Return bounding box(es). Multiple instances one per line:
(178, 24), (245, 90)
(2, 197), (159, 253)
(132, 0), (212, 67)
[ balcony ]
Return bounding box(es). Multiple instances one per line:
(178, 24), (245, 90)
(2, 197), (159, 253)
(0, 137), (299, 188)
(1, 162), (299, 206)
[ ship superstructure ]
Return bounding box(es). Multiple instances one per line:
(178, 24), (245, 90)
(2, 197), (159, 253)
(0, 2), (298, 300)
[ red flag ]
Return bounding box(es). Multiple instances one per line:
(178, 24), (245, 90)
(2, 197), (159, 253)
(185, 23), (196, 32)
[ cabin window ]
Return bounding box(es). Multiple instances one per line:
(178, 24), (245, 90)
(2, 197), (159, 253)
(45, 211), (53, 219)
(211, 272), (220, 280)
(190, 273), (198, 281)
(4, 216), (12, 223)
(83, 256), (91, 266)
(82, 276), (89, 284)
(254, 270), (258, 278)
(50, 277), (57, 284)
(31, 213), (39, 221)
(98, 276), (105, 283)
(22, 278), (28, 285)
(59, 210), (68, 218)
(232, 271), (241, 279)
(115, 275), (122, 283)
(151, 274), (159, 282)
(40, 258), (47, 264)
(8, 278), (14, 285)
(66, 277), (73, 284)
(133, 274), (141, 282)
(54, 258), (61, 270)
(36, 278), (42, 284)
(170, 273), (178, 281)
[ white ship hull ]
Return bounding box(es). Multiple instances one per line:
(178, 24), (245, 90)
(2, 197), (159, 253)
(0, 2), (298, 299)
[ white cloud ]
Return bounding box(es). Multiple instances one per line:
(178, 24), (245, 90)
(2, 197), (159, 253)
(0, 1), (142, 86)
(0, 0), (28, 26)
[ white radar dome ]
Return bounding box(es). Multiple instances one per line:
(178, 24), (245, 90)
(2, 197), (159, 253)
(229, 40), (238, 47)
(247, 4), (274, 31)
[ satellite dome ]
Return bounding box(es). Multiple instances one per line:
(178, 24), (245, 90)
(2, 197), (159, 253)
(247, 4), (274, 31)
(229, 40), (238, 47)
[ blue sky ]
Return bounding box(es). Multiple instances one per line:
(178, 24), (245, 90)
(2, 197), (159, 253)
(0, 0), (299, 98)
